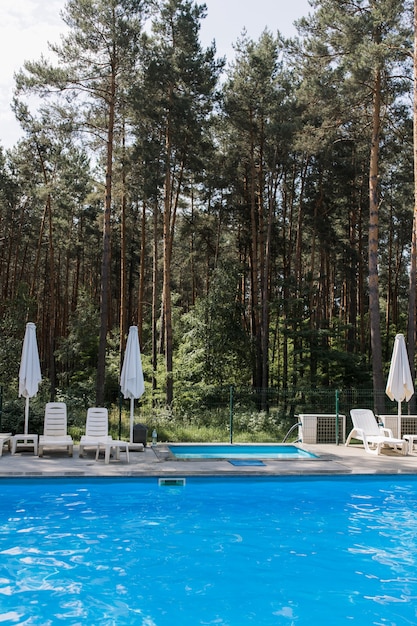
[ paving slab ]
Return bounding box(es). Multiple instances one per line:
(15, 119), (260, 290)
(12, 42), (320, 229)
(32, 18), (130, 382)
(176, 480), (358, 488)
(0, 442), (416, 478)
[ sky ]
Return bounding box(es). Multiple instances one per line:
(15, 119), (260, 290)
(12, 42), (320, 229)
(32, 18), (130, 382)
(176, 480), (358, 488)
(0, 0), (312, 149)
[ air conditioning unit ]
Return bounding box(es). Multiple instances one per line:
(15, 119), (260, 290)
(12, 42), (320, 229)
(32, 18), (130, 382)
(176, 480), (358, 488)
(298, 413), (346, 444)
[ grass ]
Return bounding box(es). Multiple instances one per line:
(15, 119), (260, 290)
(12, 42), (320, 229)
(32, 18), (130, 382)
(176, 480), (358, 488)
(66, 407), (297, 445)
(116, 416), (291, 444)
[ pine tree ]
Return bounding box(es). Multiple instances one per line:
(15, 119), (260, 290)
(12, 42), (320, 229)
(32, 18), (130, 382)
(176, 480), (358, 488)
(295, 0), (412, 404)
(15, 0), (149, 404)
(134, 0), (221, 405)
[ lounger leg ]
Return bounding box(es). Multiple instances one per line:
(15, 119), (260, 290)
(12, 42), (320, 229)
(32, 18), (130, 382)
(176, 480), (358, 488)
(363, 440), (379, 455)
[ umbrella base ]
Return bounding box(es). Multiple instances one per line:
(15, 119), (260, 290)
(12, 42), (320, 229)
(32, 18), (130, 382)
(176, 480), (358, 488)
(128, 442), (145, 451)
(132, 423), (148, 446)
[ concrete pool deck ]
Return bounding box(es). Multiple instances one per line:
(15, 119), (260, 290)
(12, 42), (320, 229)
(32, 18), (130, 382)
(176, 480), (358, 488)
(1, 442), (417, 477)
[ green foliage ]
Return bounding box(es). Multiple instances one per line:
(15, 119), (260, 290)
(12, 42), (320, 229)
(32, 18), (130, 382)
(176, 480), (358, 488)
(54, 291), (99, 397)
(0, 313), (25, 390)
(0, 0), (414, 405)
(176, 260), (252, 386)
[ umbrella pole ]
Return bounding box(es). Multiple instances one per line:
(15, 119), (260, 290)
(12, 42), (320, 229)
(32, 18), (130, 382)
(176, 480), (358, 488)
(118, 389), (122, 440)
(130, 398), (134, 444)
(398, 401), (401, 439)
(24, 397), (29, 435)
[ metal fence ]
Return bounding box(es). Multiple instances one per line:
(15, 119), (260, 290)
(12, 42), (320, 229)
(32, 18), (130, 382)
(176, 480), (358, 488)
(134, 386), (412, 444)
(0, 385), (413, 444)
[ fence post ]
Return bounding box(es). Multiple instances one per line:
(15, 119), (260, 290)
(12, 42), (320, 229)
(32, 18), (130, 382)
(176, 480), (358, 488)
(118, 389), (122, 440)
(335, 389), (339, 445)
(229, 385), (234, 444)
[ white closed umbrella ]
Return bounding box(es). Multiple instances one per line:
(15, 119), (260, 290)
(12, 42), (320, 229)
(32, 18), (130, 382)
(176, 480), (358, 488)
(120, 326), (145, 443)
(386, 333), (414, 438)
(19, 322), (42, 434)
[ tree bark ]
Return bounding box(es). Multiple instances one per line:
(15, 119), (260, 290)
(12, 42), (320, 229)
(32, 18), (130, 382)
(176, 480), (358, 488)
(152, 200), (158, 394)
(138, 200), (146, 340)
(368, 65), (384, 411)
(119, 134), (127, 365)
(163, 117), (174, 406)
(407, 0), (417, 412)
(96, 67), (116, 406)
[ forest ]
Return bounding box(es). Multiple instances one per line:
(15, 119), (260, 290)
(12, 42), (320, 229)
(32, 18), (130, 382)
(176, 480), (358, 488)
(0, 0), (415, 426)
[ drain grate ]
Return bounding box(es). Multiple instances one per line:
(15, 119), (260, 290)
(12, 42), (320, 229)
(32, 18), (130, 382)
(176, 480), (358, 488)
(158, 477), (186, 487)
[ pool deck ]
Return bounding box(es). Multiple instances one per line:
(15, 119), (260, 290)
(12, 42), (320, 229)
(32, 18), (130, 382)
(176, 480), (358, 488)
(1, 442), (417, 477)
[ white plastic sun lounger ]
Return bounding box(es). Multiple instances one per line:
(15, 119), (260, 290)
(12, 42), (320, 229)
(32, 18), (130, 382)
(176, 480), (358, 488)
(79, 407), (112, 457)
(346, 408), (408, 456)
(0, 433), (12, 457)
(38, 402), (73, 457)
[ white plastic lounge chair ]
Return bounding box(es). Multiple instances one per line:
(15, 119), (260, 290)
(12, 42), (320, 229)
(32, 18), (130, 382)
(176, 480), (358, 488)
(346, 408), (408, 456)
(0, 433), (12, 457)
(38, 402), (74, 457)
(79, 407), (112, 457)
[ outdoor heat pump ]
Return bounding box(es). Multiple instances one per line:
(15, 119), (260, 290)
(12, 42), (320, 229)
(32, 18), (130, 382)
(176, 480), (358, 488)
(298, 413), (346, 444)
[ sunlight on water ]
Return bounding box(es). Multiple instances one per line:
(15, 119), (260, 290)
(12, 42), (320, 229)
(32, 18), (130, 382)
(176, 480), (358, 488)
(0, 476), (416, 625)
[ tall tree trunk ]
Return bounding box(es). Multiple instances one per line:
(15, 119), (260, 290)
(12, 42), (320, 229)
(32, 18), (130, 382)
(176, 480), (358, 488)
(47, 191), (56, 399)
(96, 69), (116, 406)
(163, 132), (174, 406)
(369, 65), (384, 411)
(34, 140), (56, 397)
(293, 163), (307, 385)
(119, 135), (127, 365)
(138, 200), (146, 339)
(408, 0), (417, 411)
(159, 75), (176, 407)
(249, 114), (261, 388)
(162, 110), (185, 406)
(261, 171), (276, 392)
(152, 200), (158, 394)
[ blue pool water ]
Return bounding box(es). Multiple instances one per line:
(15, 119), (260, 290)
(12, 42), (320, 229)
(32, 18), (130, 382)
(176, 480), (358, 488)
(168, 443), (317, 459)
(0, 476), (417, 625)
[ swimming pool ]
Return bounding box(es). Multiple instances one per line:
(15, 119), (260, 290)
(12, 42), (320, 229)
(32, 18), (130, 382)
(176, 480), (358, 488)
(168, 443), (317, 459)
(0, 475), (416, 625)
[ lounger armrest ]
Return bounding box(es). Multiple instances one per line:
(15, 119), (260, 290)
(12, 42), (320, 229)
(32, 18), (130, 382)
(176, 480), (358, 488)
(379, 426), (393, 437)
(353, 428), (365, 440)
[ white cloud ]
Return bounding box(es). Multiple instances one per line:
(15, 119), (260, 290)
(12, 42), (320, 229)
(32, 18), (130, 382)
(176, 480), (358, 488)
(0, 0), (66, 148)
(0, 0), (311, 150)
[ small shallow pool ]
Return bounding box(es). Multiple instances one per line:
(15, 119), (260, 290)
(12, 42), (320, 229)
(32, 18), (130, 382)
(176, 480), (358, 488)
(168, 443), (318, 459)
